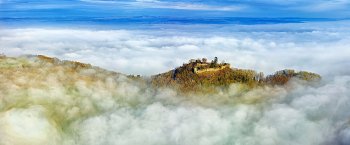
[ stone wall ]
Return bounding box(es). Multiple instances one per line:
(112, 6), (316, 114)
(195, 65), (230, 74)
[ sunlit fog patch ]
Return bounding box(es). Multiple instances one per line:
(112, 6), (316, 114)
(0, 106), (61, 145)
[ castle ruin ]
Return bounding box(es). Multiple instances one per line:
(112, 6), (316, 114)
(190, 57), (230, 74)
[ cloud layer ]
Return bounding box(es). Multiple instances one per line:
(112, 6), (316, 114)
(0, 20), (350, 145)
(1, 21), (350, 76)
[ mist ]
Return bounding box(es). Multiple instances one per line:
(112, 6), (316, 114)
(1, 21), (350, 77)
(0, 21), (350, 145)
(0, 56), (349, 145)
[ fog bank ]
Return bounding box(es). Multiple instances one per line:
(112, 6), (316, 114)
(0, 56), (349, 145)
(1, 21), (350, 76)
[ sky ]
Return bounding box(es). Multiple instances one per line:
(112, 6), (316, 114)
(0, 0), (350, 25)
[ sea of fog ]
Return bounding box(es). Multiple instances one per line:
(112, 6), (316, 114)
(0, 20), (350, 145)
(1, 20), (350, 76)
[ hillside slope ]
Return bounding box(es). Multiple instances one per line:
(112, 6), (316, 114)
(151, 57), (321, 93)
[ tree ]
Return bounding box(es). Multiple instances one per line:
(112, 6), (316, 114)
(210, 57), (218, 68)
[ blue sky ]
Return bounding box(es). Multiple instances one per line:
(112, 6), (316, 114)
(1, 0), (350, 19)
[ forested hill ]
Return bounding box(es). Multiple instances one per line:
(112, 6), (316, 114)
(0, 55), (321, 95)
(151, 57), (321, 93)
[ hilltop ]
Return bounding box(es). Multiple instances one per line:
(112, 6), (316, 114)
(151, 57), (321, 93)
(0, 55), (321, 95)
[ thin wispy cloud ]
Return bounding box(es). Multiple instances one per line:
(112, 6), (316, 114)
(76, 0), (350, 17)
(133, 1), (243, 11)
(1, 0), (349, 17)
(297, 0), (350, 12)
(247, 0), (350, 12)
(79, 0), (120, 4)
(80, 0), (245, 11)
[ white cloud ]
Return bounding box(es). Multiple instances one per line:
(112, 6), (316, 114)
(1, 21), (350, 76)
